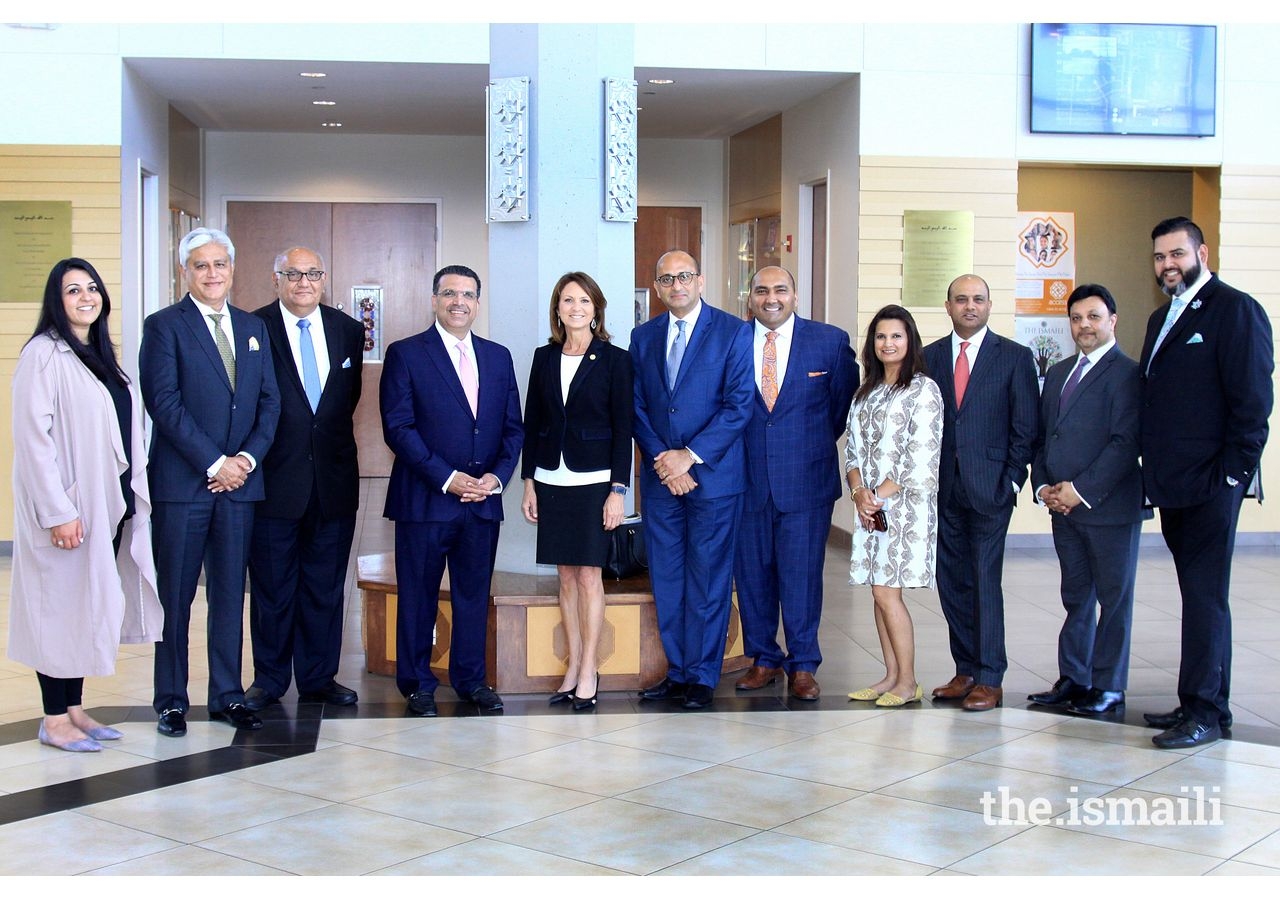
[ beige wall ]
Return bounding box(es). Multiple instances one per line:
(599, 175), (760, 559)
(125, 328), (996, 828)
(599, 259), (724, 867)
(0, 144), (122, 541)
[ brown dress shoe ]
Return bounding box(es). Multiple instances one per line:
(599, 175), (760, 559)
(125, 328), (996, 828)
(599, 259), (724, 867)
(735, 665), (783, 690)
(789, 671), (820, 701)
(962, 685), (1003, 711)
(932, 675), (976, 699)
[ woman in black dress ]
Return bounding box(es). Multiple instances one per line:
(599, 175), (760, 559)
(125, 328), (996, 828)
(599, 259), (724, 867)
(521, 272), (633, 711)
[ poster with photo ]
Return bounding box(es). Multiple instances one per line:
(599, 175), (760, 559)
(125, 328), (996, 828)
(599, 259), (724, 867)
(1015, 212), (1076, 389)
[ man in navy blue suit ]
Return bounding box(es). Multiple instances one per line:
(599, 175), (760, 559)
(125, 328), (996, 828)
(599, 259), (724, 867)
(731, 266), (857, 701)
(246, 247), (365, 712)
(1028, 284), (1144, 718)
(141, 227), (280, 736)
(924, 274), (1039, 712)
(1139, 217), (1273, 749)
(380, 264), (523, 718)
(632, 250), (754, 710)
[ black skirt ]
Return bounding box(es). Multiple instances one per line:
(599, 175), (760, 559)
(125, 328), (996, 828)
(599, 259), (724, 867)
(534, 480), (612, 567)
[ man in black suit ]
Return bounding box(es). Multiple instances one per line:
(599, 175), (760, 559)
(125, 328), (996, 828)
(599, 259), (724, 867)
(246, 247), (365, 711)
(1028, 284), (1144, 718)
(141, 227), (280, 736)
(1139, 217), (1273, 749)
(923, 274), (1039, 712)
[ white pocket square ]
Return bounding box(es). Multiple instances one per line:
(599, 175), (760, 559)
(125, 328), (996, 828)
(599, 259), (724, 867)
(1186, 333), (1204, 345)
(248, 336), (260, 351)
(342, 357), (352, 369)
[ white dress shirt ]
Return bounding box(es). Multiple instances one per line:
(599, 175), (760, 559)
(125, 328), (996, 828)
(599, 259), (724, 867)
(753, 313), (795, 394)
(280, 303), (331, 392)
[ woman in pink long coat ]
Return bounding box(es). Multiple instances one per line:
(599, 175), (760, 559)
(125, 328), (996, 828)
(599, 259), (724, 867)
(8, 258), (162, 752)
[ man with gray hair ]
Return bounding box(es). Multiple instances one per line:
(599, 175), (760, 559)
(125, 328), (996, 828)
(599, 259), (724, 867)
(140, 227), (279, 736)
(245, 247), (365, 711)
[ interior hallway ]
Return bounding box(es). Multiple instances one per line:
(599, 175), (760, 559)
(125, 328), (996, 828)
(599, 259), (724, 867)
(1, 478), (1279, 875)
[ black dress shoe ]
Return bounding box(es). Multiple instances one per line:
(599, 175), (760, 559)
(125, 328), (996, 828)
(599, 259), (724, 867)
(407, 690), (437, 717)
(466, 685), (504, 711)
(1153, 719), (1221, 749)
(298, 681), (358, 705)
(1028, 677), (1090, 707)
(243, 686), (280, 712)
(1144, 706), (1233, 730)
(1068, 689), (1125, 716)
(210, 703), (264, 731)
(548, 686), (576, 705)
(639, 678), (687, 701)
(157, 708), (187, 737)
(682, 684), (714, 710)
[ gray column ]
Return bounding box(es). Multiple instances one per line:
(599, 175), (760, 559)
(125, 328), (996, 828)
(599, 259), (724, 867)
(488, 24), (636, 575)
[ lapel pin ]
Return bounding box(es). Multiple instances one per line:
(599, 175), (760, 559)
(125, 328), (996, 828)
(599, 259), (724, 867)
(1191, 299), (1202, 310)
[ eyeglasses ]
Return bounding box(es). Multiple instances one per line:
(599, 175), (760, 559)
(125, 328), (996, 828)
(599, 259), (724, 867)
(656, 271), (698, 287)
(277, 269), (325, 282)
(436, 289), (479, 301)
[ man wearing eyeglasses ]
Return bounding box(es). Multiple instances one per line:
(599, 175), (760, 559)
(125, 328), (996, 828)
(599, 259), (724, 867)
(632, 250), (754, 710)
(380, 264), (523, 717)
(244, 247), (365, 713)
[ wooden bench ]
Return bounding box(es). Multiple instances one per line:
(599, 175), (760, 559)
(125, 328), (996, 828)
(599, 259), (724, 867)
(358, 552), (748, 693)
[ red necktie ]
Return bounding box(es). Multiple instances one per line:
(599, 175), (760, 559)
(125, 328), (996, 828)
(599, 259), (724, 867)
(954, 341), (971, 407)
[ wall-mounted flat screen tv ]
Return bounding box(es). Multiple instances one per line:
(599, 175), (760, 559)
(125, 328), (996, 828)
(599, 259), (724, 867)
(1030, 23), (1216, 137)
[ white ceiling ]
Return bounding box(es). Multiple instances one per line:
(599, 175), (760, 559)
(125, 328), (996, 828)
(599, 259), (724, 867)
(125, 57), (854, 139)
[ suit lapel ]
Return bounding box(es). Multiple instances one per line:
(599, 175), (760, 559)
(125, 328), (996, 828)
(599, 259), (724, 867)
(180, 296), (233, 393)
(770, 316), (805, 409)
(426, 328), (474, 419)
(564, 338), (602, 408)
(672, 308), (710, 393)
(319, 305), (350, 409)
(264, 303), (308, 406)
(1059, 348), (1114, 419)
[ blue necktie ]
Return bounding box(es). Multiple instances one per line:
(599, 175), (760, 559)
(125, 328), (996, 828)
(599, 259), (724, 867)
(1147, 294), (1190, 373)
(666, 319), (687, 387)
(1057, 355), (1089, 413)
(298, 318), (322, 412)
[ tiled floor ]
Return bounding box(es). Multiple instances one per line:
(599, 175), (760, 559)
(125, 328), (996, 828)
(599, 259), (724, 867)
(2, 478), (1279, 876)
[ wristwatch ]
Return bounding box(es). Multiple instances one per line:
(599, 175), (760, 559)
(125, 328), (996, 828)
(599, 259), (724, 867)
(610, 484), (628, 495)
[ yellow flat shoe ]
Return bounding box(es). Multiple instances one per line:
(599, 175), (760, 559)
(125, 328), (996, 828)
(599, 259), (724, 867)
(847, 687), (882, 701)
(875, 685), (924, 707)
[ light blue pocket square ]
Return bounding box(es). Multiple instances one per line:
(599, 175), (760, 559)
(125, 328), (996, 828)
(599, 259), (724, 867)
(342, 357), (352, 368)
(1186, 333), (1204, 345)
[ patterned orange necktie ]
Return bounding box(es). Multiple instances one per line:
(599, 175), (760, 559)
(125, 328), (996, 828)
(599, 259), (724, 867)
(762, 331), (779, 411)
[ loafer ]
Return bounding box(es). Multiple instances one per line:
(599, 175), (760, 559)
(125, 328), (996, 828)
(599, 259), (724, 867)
(639, 677), (687, 701)
(962, 684), (1003, 711)
(735, 665), (783, 691)
(210, 703), (264, 731)
(1068, 689), (1125, 717)
(407, 690), (438, 717)
(466, 685), (504, 712)
(157, 708), (187, 737)
(1152, 719), (1221, 749)
(789, 671), (821, 701)
(243, 686), (280, 712)
(1028, 677), (1090, 707)
(298, 681), (358, 706)
(1144, 706), (1233, 730)
(681, 684), (715, 710)
(932, 675), (976, 699)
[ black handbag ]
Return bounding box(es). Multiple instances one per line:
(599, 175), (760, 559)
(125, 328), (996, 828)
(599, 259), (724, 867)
(604, 515), (647, 580)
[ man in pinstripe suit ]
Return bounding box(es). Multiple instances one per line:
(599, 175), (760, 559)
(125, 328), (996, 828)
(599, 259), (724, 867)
(923, 275), (1040, 712)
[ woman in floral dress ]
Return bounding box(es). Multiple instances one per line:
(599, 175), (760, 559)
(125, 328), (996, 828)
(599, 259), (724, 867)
(844, 304), (942, 707)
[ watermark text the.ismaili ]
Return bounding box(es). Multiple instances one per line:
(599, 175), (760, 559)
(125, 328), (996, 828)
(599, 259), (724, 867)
(980, 785), (1222, 826)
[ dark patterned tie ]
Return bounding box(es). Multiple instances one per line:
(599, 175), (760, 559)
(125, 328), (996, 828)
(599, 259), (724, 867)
(209, 313), (236, 388)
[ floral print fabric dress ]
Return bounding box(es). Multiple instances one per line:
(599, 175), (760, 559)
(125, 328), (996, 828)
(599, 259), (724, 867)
(844, 374), (943, 588)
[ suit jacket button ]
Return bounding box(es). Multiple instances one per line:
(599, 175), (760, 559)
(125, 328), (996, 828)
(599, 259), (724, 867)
(474, 428), (480, 435)
(669, 407), (677, 413)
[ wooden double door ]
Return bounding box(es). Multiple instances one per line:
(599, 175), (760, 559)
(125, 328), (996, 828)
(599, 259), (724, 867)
(225, 201), (438, 476)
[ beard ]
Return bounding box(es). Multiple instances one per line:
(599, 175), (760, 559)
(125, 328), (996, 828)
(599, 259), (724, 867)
(1158, 259), (1201, 297)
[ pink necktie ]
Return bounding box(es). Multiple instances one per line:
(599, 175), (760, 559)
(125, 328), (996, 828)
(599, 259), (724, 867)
(762, 331), (779, 411)
(457, 342), (478, 416)
(954, 341), (971, 407)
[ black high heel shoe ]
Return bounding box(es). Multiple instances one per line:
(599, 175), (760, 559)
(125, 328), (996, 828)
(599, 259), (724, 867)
(549, 684), (577, 705)
(572, 672), (598, 712)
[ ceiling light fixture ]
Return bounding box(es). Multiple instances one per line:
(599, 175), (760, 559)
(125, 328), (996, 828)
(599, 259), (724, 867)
(312, 100), (336, 106)
(321, 122), (343, 128)
(647, 78), (675, 85)
(300, 72), (327, 78)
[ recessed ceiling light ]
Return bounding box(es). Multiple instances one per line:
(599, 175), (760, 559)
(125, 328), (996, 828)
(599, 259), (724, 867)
(321, 122), (343, 128)
(312, 100), (336, 106)
(647, 78), (675, 85)
(300, 72), (327, 78)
